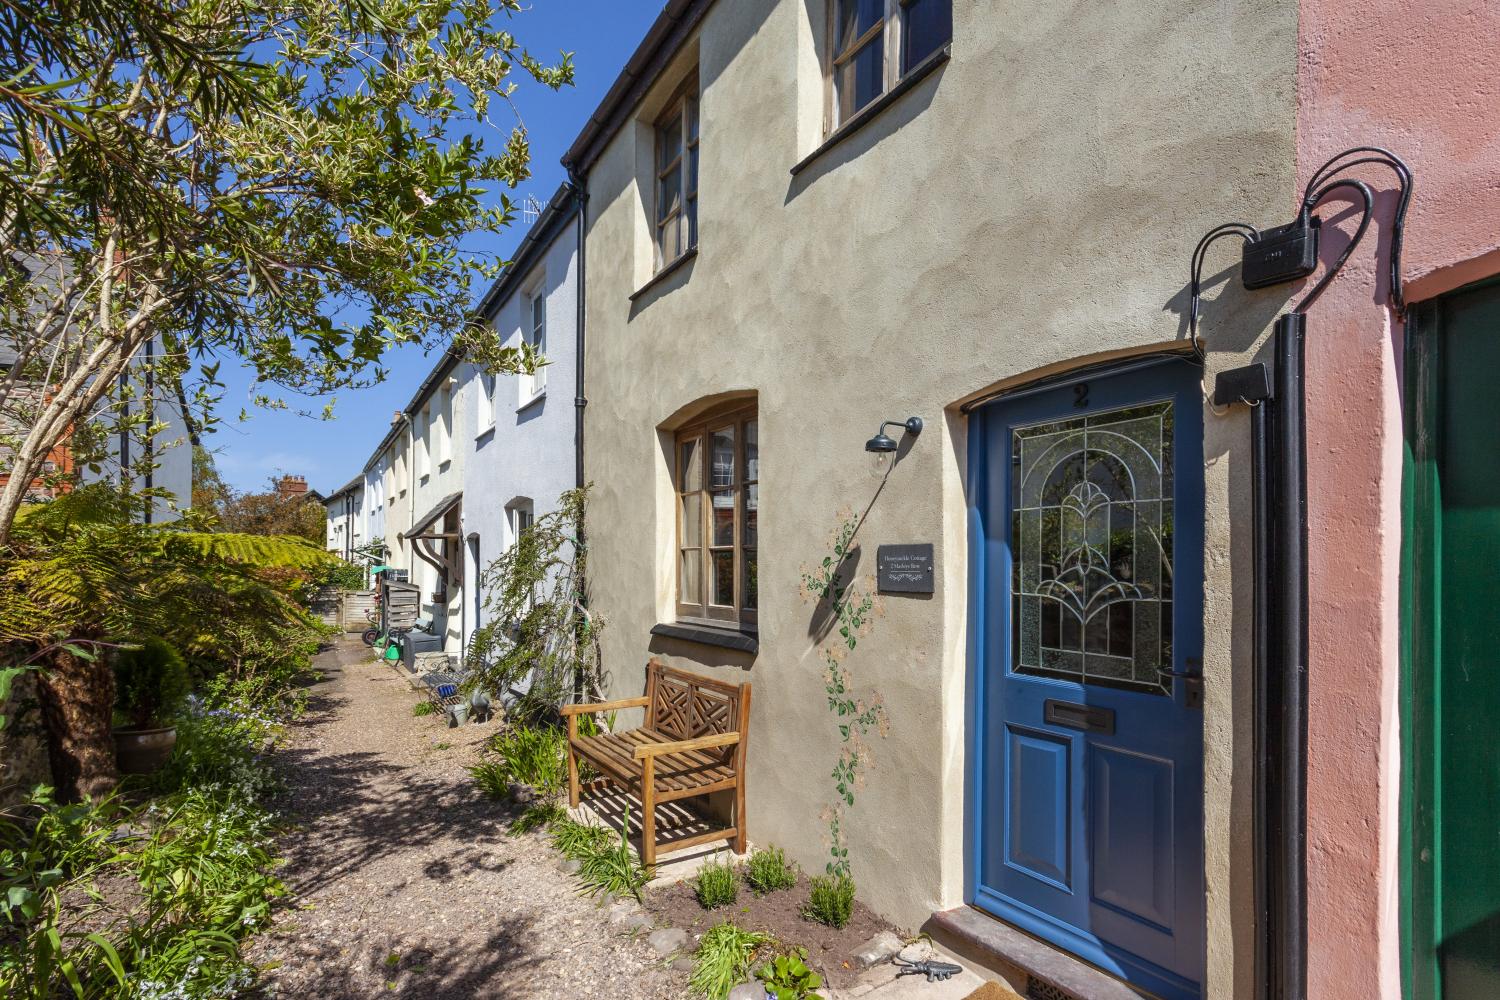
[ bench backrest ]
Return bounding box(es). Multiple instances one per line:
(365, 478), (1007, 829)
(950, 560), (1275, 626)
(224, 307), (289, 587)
(645, 659), (751, 762)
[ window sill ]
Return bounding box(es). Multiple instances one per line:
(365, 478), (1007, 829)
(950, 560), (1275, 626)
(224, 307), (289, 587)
(438, 460), (451, 471)
(629, 247), (698, 302)
(650, 621), (758, 654)
(475, 424), (496, 441)
(790, 44), (951, 178)
(517, 388), (546, 413)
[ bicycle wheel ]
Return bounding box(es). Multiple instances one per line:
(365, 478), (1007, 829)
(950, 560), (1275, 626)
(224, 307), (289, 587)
(361, 627), (380, 647)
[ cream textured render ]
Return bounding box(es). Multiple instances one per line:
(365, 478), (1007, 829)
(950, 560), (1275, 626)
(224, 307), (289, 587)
(578, 1), (1297, 994)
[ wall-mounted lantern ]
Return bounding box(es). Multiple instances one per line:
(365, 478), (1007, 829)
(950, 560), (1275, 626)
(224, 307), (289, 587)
(866, 417), (923, 476)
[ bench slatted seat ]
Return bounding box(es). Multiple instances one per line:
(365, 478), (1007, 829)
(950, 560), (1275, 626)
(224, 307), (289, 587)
(563, 659), (751, 866)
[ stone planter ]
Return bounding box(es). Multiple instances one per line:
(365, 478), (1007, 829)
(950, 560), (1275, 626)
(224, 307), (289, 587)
(113, 725), (177, 775)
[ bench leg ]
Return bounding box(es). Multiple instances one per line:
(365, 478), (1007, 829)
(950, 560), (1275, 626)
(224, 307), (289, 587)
(733, 777), (748, 855)
(640, 756), (657, 868)
(566, 716), (580, 809)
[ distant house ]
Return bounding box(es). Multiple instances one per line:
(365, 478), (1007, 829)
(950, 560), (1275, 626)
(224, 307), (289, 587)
(323, 475), (364, 561)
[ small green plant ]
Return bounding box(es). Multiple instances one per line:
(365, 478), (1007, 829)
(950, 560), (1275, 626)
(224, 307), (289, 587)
(744, 846), (797, 896)
(549, 818), (614, 860)
(412, 701), (438, 717)
(758, 948), (824, 1000)
(573, 806), (652, 902)
(689, 921), (770, 1000)
(114, 638), (191, 728)
(468, 760), (511, 800)
(803, 873), (855, 929)
(488, 723), (566, 796)
(694, 856), (739, 909)
(510, 800), (566, 834)
(433, 741), (452, 750)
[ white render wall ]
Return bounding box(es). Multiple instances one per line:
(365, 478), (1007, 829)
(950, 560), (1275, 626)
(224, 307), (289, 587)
(404, 369), (468, 651)
(459, 214), (579, 650)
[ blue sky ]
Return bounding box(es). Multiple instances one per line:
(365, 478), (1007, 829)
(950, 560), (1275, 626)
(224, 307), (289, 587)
(209, 2), (661, 495)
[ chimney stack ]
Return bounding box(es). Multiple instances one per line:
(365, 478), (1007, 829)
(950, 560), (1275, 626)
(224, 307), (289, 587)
(276, 474), (308, 499)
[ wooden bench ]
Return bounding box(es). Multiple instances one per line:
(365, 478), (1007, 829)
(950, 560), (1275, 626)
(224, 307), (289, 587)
(562, 659), (751, 866)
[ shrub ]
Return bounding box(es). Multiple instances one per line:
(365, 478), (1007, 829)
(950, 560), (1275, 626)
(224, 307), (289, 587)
(114, 638), (191, 728)
(468, 760), (510, 800)
(803, 873), (855, 929)
(549, 819), (614, 860)
(758, 948), (824, 1000)
(573, 806), (652, 902)
(744, 846), (797, 896)
(148, 702), (282, 800)
(412, 701), (438, 717)
(689, 921), (769, 1000)
(489, 723), (566, 797)
(694, 856), (739, 909)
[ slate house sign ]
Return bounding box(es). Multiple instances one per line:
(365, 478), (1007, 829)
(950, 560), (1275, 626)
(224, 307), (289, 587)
(877, 544), (935, 594)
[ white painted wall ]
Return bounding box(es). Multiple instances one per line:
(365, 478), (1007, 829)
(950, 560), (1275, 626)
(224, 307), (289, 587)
(459, 213), (579, 650)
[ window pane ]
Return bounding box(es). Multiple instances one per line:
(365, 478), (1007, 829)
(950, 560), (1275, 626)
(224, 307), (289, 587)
(711, 427), (735, 487)
(838, 0), (884, 52)
(681, 492), (702, 547)
(687, 195), (698, 250)
(744, 549), (757, 610)
(745, 420), (758, 481)
(711, 550), (735, 606)
(838, 33), (885, 121)
(660, 216), (681, 262)
(658, 115), (682, 171)
(681, 549), (701, 604)
(658, 167), (682, 224)
(712, 491), (734, 545)
(902, 0), (951, 72)
(687, 143), (698, 195)
(680, 436), (702, 490)
(687, 98), (699, 142)
(744, 483), (757, 546)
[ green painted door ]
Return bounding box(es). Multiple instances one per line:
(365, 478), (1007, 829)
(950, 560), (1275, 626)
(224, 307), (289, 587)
(1403, 277), (1500, 1000)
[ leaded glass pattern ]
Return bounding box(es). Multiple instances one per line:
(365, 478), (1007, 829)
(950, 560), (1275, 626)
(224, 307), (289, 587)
(1010, 402), (1175, 695)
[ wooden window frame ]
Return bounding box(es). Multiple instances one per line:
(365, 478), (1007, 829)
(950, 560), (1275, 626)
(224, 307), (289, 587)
(675, 404), (757, 629)
(654, 80), (699, 272)
(824, 0), (950, 133)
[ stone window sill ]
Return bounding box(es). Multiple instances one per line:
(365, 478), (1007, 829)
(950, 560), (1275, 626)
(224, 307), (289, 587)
(650, 621), (758, 654)
(790, 44), (951, 178)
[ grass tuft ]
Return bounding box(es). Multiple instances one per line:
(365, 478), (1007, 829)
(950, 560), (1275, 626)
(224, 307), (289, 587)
(689, 921), (770, 1000)
(510, 800), (566, 835)
(802, 873), (855, 929)
(694, 856), (739, 909)
(412, 700), (438, 717)
(744, 845), (797, 896)
(573, 806), (653, 902)
(549, 818), (615, 860)
(488, 723), (566, 797)
(467, 760), (510, 800)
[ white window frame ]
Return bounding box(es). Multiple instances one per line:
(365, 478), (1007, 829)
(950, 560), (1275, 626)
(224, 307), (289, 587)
(476, 369), (497, 435)
(507, 498), (535, 550)
(519, 280), (546, 406)
(437, 385), (452, 466)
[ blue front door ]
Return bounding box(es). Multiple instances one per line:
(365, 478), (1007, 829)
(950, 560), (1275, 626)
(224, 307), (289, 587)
(969, 358), (1205, 1000)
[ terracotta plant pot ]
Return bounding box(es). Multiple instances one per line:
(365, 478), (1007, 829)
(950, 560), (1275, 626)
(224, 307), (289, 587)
(113, 725), (177, 775)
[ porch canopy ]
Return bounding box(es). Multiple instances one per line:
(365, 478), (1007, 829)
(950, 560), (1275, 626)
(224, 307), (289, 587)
(402, 492), (462, 591)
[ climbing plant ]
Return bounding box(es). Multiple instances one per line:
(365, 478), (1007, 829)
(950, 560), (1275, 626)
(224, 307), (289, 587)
(464, 487), (603, 722)
(800, 513), (890, 877)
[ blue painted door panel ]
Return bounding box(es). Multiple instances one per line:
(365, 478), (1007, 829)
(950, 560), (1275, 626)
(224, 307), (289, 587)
(968, 358), (1205, 1000)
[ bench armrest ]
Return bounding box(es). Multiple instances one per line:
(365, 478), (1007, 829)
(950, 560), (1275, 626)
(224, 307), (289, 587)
(561, 696), (650, 717)
(634, 731), (741, 759)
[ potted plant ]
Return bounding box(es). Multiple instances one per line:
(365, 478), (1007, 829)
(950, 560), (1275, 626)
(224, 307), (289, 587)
(112, 638), (191, 774)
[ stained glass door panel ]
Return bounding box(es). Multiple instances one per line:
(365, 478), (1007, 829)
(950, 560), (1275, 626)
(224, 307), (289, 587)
(1011, 404), (1174, 694)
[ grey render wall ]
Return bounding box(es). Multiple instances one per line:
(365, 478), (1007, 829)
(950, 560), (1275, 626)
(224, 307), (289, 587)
(459, 214), (579, 649)
(578, 0), (1297, 992)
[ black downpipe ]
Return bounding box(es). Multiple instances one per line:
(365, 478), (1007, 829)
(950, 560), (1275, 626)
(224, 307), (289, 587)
(570, 175), (588, 491)
(1251, 394), (1272, 1000)
(1266, 312), (1309, 1000)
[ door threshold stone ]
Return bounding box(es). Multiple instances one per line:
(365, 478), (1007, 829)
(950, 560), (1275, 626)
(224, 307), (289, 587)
(925, 906), (1154, 1000)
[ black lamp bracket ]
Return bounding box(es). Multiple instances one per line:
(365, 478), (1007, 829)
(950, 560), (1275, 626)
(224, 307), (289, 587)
(880, 417), (923, 437)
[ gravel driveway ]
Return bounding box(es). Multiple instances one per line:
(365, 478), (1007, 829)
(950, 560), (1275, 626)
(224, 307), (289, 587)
(247, 637), (687, 999)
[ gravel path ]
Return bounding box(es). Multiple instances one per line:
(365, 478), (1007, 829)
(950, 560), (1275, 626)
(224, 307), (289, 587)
(247, 637), (688, 999)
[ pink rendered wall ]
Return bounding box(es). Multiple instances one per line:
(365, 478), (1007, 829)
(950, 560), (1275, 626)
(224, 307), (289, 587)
(1298, 2), (1500, 998)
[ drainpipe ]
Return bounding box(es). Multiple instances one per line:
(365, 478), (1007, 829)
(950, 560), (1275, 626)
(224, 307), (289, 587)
(1269, 313), (1308, 1000)
(567, 173), (588, 491)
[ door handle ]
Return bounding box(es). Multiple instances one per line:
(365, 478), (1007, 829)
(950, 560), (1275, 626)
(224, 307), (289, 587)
(1158, 659), (1204, 710)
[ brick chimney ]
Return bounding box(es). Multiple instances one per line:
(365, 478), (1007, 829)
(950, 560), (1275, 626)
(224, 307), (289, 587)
(276, 474), (308, 499)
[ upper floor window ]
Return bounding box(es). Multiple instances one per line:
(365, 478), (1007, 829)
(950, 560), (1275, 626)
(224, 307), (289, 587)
(477, 371), (497, 433)
(437, 386), (452, 465)
(521, 288), (546, 402)
(828, 0), (951, 129)
(654, 83), (699, 270)
(675, 404), (757, 628)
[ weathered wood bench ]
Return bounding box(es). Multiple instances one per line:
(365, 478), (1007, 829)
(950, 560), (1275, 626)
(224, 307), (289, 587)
(562, 658), (751, 866)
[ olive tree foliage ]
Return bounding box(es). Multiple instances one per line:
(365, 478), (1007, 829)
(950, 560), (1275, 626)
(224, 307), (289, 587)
(0, 0), (573, 541)
(464, 487), (602, 722)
